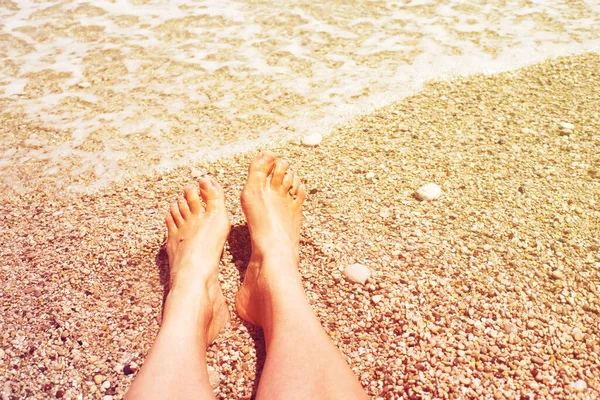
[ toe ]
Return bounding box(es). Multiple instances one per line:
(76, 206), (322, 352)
(200, 176), (225, 213)
(165, 212), (177, 234)
(281, 170), (294, 193)
(170, 201), (184, 227)
(178, 195), (191, 219)
(184, 183), (203, 214)
(296, 183), (307, 203)
(247, 151), (276, 186)
(270, 159), (289, 188)
(290, 174), (301, 195)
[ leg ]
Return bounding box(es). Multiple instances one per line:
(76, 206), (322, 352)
(126, 177), (231, 400)
(236, 152), (368, 400)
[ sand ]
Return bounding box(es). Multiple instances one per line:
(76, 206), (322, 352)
(1, 53), (599, 399)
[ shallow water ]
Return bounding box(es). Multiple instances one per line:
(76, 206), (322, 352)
(1, 0), (599, 191)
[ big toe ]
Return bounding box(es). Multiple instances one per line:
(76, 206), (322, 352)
(247, 151), (276, 186)
(199, 176), (226, 213)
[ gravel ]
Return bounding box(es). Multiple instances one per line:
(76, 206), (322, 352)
(0, 53), (599, 398)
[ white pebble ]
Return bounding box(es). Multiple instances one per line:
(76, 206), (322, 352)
(415, 183), (441, 201)
(343, 263), (371, 285)
(365, 172), (375, 179)
(550, 270), (564, 280)
(371, 294), (383, 304)
(207, 366), (220, 388)
(572, 380), (587, 391)
(572, 327), (583, 341)
(190, 168), (204, 179)
(0, 348), (4, 359)
(559, 122), (574, 130)
(301, 133), (323, 147)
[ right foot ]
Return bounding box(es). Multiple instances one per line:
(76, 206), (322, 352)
(235, 151), (307, 327)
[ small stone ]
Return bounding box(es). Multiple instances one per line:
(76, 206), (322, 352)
(94, 375), (104, 385)
(415, 183), (441, 201)
(572, 327), (583, 341)
(343, 263), (371, 285)
(301, 133), (323, 147)
(559, 122), (574, 130)
(103, 396), (114, 400)
(123, 364), (136, 375)
(365, 172), (375, 179)
(101, 381), (110, 390)
(78, 81), (91, 88)
(241, 346), (251, 354)
(0, 348), (4, 359)
(60, 330), (69, 340)
(531, 356), (544, 365)
(550, 270), (564, 280)
(526, 320), (537, 329)
(207, 366), (220, 388)
(190, 168), (204, 179)
(503, 322), (518, 335)
(572, 380), (587, 391)
(55, 389), (65, 398)
(371, 295), (383, 304)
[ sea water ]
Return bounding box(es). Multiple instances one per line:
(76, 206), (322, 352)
(1, 0), (599, 191)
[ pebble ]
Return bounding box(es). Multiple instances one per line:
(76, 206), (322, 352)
(0, 348), (4, 359)
(301, 133), (323, 147)
(550, 270), (564, 280)
(207, 366), (220, 388)
(190, 168), (204, 179)
(365, 172), (375, 179)
(503, 322), (518, 335)
(572, 327), (583, 341)
(415, 183), (441, 201)
(94, 375), (104, 385)
(559, 122), (575, 130)
(371, 294), (383, 304)
(343, 263), (371, 285)
(531, 356), (544, 365)
(572, 380), (587, 391)
(101, 381), (110, 390)
(103, 396), (114, 400)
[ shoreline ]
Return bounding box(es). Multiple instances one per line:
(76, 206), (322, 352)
(1, 53), (599, 399)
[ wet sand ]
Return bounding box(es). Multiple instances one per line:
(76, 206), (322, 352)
(1, 53), (599, 399)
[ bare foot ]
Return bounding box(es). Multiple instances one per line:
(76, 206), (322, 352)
(164, 177), (231, 344)
(236, 151), (307, 327)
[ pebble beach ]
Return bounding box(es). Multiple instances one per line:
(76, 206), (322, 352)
(1, 52), (599, 399)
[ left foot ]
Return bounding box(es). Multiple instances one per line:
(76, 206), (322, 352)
(164, 177), (231, 344)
